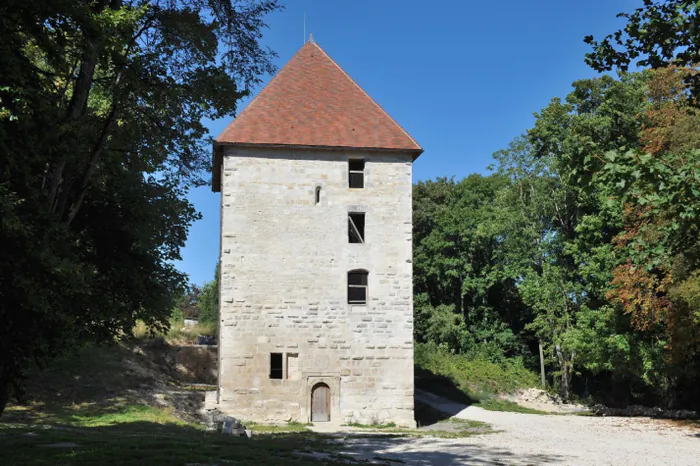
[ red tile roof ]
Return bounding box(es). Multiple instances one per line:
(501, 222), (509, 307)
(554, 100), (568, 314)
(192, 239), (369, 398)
(213, 41), (422, 190)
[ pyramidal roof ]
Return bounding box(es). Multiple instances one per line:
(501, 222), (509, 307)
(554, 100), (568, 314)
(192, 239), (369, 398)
(213, 40), (421, 190)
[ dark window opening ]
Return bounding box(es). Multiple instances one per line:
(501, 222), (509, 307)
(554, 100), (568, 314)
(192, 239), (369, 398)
(348, 213), (365, 243)
(270, 353), (283, 379)
(315, 186), (321, 204)
(349, 159), (365, 188)
(348, 270), (368, 304)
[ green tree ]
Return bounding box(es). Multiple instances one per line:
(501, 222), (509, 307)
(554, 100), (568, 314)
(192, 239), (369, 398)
(413, 175), (529, 359)
(491, 136), (583, 399)
(490, 73), (649, 399)
(585, 0), (700, 99)
(198, 262), (220, 324)
(597, 68), (700, 406)
(0, 0), (281, 415)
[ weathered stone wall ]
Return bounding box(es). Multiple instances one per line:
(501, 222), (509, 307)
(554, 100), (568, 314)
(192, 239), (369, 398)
(218, 146), (415, 426)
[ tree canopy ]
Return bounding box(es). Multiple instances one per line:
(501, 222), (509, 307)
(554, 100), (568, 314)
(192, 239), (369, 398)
(0, 0), (281, 415)
(585, 0), (700, 98)
(415, 66), (700, 406)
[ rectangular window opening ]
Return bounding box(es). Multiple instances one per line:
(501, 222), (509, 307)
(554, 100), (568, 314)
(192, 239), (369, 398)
(348, 271), (368, 304)
(270, 353), (283, 379)
(348, 212), (365, 243)
(349, 159), (365, 188)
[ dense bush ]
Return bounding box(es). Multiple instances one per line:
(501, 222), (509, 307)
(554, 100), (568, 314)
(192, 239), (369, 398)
(415, 343), (539, 400)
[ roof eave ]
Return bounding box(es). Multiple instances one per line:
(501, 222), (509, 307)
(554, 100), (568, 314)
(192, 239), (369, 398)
(211, 141), (422, 192)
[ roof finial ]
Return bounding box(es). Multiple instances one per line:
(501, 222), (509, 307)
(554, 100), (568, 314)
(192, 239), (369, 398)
(309, 32), (314, 43)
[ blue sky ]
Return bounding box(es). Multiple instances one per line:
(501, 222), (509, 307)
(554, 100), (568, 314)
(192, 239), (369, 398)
(177, 0), (641, 285)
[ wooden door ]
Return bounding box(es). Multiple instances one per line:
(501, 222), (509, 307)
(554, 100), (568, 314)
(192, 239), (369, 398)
(311, 383), (330, 422)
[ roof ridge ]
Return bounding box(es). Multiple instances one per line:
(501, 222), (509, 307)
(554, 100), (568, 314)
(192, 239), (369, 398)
(310, 42), (422, 151)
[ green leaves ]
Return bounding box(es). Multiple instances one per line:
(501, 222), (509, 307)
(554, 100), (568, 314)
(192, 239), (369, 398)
(0, 0), (281, 415)
(586, 1), (700, 98)
(198, 262), (219, 324)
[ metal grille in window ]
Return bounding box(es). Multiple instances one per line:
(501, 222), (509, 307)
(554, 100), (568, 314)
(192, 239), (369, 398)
(270, 353), (283, 379)
(349, 160), (364, 188)
(348, 270), (368, 304)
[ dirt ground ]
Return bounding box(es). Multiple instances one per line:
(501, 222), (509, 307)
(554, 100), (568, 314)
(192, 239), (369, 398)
(323, 390), (700, 465)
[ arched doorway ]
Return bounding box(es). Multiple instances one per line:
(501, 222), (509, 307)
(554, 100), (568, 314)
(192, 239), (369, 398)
(311, 383), (331, 422)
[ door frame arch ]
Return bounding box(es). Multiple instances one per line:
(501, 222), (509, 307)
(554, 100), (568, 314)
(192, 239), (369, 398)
(300, 374), (340, 423)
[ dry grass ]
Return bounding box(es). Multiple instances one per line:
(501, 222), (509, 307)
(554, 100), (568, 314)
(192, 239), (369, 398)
(132, 319), (217, 345)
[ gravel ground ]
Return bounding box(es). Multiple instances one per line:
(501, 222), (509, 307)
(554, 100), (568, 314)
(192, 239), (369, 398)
(330, 390), (700, 465)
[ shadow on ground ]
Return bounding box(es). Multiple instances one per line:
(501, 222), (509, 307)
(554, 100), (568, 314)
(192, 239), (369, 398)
(0, 421), (350, 466)
(3, 346), (567, 465)
(8, 341), (209, 425)
(0, 420), (566, 466)
(414, 366), (474, 427)
(335, 434), (566, 465)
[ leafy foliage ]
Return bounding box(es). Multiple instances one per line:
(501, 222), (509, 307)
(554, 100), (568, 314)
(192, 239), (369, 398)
(585, 0), (700, 98)
(198, 262), (220, 324)
(0, 0), (280, 416)
(415, 343), (539, 400)
(413, 175), (529, 360)
(415, 66), (700, 408)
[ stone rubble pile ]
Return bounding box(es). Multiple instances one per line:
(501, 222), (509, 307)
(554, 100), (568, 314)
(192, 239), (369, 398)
(203, 408), (253, 437)
(591, 404), (698, 419)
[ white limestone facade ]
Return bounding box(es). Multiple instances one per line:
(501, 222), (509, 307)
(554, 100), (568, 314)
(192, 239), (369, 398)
(217, 145), (415, 427)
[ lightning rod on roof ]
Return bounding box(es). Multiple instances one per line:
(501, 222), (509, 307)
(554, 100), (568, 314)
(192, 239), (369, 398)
(303, 12), (306, 45)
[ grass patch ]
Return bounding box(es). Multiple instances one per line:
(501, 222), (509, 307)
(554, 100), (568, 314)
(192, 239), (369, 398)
(133, 318), (218, 345)
(166, 321), (218, 345)
(244, 420), (311, 433)
(473, 398), (548, 415)
(344, 421), (396, 429)
(1, 403), (355, 465)
(344, 416), (491, 439)
(2, 402), (192, 429)
(415, 343), (539, 402)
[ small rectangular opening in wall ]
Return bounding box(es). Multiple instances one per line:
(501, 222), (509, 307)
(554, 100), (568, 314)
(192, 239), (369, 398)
(348, 213), (365, 243)
(348, 271), (368, 304)
(270, 353), (283, 379)
(349, 159), (365, 188)
(286, 353), (300, 381)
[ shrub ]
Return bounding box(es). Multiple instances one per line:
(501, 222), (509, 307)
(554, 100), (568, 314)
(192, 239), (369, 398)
(415, 342), (539, 400)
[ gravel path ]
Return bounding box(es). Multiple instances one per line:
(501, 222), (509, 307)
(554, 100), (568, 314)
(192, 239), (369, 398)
(333, 390), (700, 465)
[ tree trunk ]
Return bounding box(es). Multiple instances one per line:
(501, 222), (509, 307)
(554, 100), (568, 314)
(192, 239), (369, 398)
(555, 343), (572, 400)
(44, 43), (99, 218)
(538, 339), (546, 388)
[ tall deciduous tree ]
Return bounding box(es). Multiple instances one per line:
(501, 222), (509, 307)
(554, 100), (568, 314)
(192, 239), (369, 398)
(413, 175), (529, 360)
(0, 0), (281, 415)
(600, 68), (700, 405)
(585, 0), (700, 98)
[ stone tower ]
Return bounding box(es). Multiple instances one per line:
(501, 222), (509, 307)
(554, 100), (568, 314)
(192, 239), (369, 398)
(211, 39), (422, 427)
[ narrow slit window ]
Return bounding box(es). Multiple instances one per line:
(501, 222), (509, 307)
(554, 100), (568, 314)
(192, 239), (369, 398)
(349, 159), (365, 188)
(315, 186), (321, 204)
(348, 213), (365, 243)
(270, 353), (283, 379)
(348, 270), (368, 304)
